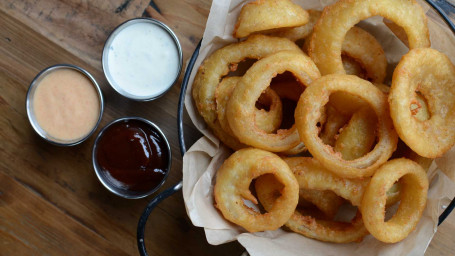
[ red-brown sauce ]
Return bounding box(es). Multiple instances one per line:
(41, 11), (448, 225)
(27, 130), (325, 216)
(96, 119), (169, 192)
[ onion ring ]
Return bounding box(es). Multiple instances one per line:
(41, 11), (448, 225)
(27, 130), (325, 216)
(233, 0), (309, 38)
(227, 50), (321, 152)
(325, 25), (389, 115)
(294, 12), (387, 83)
(284, 157), (368, 207)
(374, 83), (391, 94)
(299, 189), (345, 219)
(300, 21), (387, 83)
(256, 157), (369, 243)
(411, 93), (431, 121)
(393, 140), (433, 172)
(342, 55), (367, 79)
(341, 26), (388, 83)
(309, 0), (430, 76)
(192, 35), (302, 150)
(334, 107), (377, 161)
(389, 48), (455, 158)
(274, 9), (387, 83)
(216, 76), (282, 135)
(408, 151), (433, 171)
(379, 83), (430, 121)
(214, 148), (299, 232)
(333, 106), (399, 205)
(280, 142), (307, 156)
(255, 88), (283, 133)
(268, 9), (321, 42)
(361, 158), (429, 243)
(329, 83), (388, 116)
(286, 210), (367, 243)
(329, 92), (369, 116)
(295, 74), (398, 178)
(328, 83), (393, 116)
(268, 73), (307, 155)
(319, 105), (350, 146)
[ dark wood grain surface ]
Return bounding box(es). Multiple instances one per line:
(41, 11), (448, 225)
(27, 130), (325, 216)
(0, 0), (454, 255)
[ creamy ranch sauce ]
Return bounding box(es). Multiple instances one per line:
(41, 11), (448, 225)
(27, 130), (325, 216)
(106, 22), (179, 99)
(33, 69), (100, 141)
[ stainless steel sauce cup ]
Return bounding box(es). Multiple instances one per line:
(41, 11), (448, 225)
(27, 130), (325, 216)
(26, 64), (104, 146)
(102, 18), (183, 101)
(92, 117), (172, 199)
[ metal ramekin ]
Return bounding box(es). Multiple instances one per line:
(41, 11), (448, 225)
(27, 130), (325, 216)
(26, 64), (104, 146)
(92, 117), (172, 199)
(101, 18), (183, 101)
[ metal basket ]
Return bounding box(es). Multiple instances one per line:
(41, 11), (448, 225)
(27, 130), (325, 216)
(137, 1), (455, 255)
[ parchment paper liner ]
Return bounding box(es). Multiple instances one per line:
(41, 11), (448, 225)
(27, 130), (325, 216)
(182, 1), (455, 255)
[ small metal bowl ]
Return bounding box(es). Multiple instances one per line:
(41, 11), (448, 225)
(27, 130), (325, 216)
(102, 18), (183, 101)
(92, 117), (172, 199)
(26, 64), (104, 146)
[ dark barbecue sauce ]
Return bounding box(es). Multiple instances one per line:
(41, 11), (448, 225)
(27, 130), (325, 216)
(96, 120), (169, 192)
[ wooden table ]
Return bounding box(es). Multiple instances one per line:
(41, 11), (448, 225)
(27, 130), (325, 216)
(0, 1), (454, 255)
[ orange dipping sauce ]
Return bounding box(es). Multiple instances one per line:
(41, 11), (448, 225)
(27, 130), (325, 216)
(31, 67), (101, 143)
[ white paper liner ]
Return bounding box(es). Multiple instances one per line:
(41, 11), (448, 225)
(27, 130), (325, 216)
(182, 0), (455, 255)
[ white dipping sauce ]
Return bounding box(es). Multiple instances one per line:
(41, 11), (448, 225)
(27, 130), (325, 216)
(105, 21), (180, 100)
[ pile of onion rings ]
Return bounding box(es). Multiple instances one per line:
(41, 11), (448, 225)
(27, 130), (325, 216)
(191, 0), (455, 245)
(255, 157), (369, 243)
(193, 34), (302, 150)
